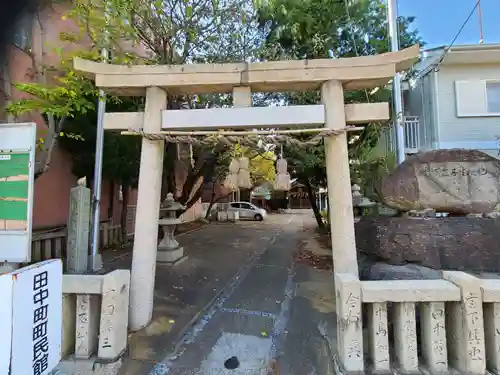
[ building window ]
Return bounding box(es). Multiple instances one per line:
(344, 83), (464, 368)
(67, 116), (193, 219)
(12, 13), (33, 51)
(455, 80), (500, 117)
(486, 82), (500, 114)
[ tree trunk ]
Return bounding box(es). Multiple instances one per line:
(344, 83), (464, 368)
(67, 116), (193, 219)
(120, 185), (129, 241)
(305, 179), (324, 229)
(205, 191), (233, 219)
(179, 156), (212, 204)
(205, 193), (216, 219)
(177, 152), (219, 217)
(159, 143), (177, 240)
(177, 182), (205, 218)
(205, 182), (218, 219)
(163, 143), (177, 200)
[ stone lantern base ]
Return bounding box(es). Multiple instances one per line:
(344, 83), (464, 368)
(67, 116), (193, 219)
(157, 245), (187, 265)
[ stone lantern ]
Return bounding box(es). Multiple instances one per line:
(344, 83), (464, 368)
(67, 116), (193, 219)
(157, 193), (187, 265)
(352, 184), (376, 220)
(351, 184), (362, 206)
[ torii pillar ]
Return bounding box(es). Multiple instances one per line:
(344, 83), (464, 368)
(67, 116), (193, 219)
(322, 80), (363, 372)
(322, 80), (358, 276)
(129, 87), (166, 330)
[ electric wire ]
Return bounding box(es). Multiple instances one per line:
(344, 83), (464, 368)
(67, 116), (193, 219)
(414, 0), (480, 77)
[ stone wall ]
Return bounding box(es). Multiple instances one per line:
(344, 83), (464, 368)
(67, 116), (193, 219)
(355, 216), (500, 273)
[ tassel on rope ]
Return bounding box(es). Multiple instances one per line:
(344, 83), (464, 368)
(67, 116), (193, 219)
(237, 156), (252, 189)
(274, 157), (291, 191)
(224, 157), (240, 191)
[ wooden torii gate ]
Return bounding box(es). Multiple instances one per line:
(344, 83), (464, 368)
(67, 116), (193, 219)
(74, 45), (419, 371)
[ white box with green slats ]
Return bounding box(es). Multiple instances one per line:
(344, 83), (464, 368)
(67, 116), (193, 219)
(0, 123), (36, 262)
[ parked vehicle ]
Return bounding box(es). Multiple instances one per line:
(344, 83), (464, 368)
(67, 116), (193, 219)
(227, 201), (268, 221)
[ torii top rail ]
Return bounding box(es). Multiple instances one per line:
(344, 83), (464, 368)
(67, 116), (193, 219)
(72, 45), (420, 333)
(74, 45), (418, 95)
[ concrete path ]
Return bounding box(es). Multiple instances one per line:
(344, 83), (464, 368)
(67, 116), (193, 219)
(115, 212), (336, 375)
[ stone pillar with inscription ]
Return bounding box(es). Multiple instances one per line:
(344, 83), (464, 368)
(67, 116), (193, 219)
(393, 302), (418, 372)
(66, 182), (101, 359)
(335, 273), (364, 372)
(420, 301), (448, 373)
(66, 184), (91, 273)
(442, 271), (486, 375)
(367, 302), (390, 373)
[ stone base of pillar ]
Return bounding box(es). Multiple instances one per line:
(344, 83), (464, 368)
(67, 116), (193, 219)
(52, 356), (122, 375)
(157, 246), (187, 266)
(87, 253), (103, 272)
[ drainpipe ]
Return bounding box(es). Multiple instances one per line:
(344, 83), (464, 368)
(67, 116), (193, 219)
(89, 4), (109, 272)
(387, 0), (406, 164)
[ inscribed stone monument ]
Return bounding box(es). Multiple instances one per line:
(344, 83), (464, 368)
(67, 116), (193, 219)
(380, 149), (500, 214)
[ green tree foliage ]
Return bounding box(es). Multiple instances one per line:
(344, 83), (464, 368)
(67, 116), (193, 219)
(57, 98), (143, 186)
(255, 0), (424, 226)
(203, 145), (276, 218)
(6, 54), (100, 179)
(235, 144), (276, 184)
(249, 151), (277, 184)
(257, 0), (423, 60)
(68, 0), (261, 65)
(68, 0), (265, 214)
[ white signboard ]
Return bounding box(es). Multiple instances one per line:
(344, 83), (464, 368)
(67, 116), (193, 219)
(0, 122), (36, 262)
(10, 259), (63, 375)
(0, 274), (13, 375)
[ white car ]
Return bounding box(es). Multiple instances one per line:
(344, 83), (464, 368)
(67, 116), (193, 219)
(228, 201), (268, 221)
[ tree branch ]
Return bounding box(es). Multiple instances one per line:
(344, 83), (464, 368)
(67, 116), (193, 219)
(178, 181), (205, 217)
(35, 115), (66, 180)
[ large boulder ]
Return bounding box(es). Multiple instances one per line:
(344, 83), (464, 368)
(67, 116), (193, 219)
(355, 216), (500, 273)
(380, 149), (500, 214)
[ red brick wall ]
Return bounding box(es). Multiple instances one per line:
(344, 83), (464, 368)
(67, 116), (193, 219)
(5, 3), (141, 229)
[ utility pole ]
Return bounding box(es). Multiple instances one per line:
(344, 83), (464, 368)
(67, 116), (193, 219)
(89, 6), (109, 272)
(387, 0), (406, 165)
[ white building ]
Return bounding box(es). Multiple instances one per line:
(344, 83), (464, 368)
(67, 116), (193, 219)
(382, 43), (500, 158)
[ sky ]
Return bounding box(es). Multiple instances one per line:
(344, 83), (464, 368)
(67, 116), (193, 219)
(398, 0), (500, 48)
